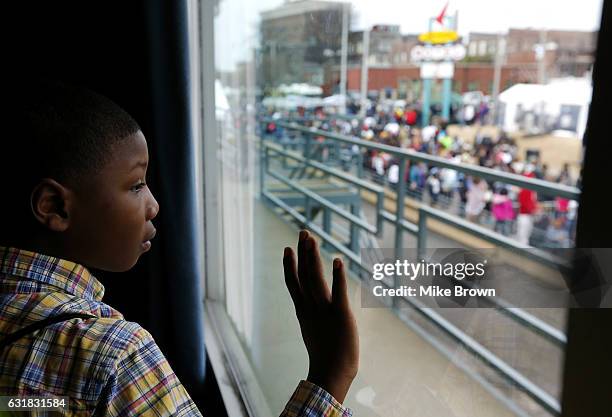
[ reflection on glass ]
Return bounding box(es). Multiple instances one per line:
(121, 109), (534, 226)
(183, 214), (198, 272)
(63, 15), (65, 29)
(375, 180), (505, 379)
(209, 1), (602, 415)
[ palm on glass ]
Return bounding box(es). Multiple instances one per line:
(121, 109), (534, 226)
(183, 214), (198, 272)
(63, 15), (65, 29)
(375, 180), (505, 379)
(282, 230), (359, 403)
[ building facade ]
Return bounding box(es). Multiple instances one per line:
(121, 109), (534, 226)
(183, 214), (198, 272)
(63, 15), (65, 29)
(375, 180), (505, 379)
(337, 28), (596, 100)
(505, 28), (596, 81)
(257, 2), (596, 101)
(347, 25), (403, 67)
(258, 0), (350, 93)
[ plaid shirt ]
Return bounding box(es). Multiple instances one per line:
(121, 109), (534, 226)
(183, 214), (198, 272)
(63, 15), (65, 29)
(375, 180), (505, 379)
(0, 247), (352, 416)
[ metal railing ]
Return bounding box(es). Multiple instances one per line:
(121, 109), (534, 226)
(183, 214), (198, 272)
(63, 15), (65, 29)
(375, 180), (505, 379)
(258, 119), (580, 416)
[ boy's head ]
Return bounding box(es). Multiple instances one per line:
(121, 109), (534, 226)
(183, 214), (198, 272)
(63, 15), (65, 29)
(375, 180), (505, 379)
(2, 81), (159, 272)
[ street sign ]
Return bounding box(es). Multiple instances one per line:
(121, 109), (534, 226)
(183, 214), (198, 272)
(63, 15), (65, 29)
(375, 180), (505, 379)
(411, 43), (466, 62)
(420, 62), (455, 79)
(417, 3), (462, 125)
(418, 30), (459, 44)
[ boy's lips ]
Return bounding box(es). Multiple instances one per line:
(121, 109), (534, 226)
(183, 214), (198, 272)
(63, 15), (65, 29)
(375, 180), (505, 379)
(144, 228), (157, 242)
(142, 228), (156, 252)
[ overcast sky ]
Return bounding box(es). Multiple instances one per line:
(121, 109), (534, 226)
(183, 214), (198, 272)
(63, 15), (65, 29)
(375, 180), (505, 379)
(349, 0), (603, 35)
(214, 0), (603, 71)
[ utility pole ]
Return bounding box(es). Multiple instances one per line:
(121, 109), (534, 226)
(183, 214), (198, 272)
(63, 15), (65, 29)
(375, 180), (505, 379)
(270, 40), (277, 87)
(491, 32), (506, 124)
(536, 29), (547, 132)
(359, 28), (370, 118)
(339, 2), (349, 114)
(537, 29), (547, 85)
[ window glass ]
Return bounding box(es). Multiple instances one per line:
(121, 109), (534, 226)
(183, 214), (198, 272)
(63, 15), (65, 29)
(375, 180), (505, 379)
(207, 1), (602, 415)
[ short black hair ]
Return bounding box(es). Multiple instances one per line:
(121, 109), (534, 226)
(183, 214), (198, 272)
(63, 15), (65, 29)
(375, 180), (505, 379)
(2, 80), (141, 243)
(8, 80), (141, 186)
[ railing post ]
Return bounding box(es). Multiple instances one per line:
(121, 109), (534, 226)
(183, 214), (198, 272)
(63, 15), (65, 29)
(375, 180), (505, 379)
(304, 195), (311, 227)
(302, 130), (312, 179)
(322, 207), (332, 251)
(394, 158), (407, 260)
(418, 207), (427, 261)
(376, 191), (384, 237)
(357, 151), (364, 179)
(334, 140), (340, 165)
(260, 141), (266, 201)
(304, 130), (311, 160)
(282, 137), (289, 169)
(349, 202), (360, 274)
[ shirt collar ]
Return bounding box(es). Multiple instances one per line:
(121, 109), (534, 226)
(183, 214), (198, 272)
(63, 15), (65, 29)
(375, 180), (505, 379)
(0, 246), (105, 302)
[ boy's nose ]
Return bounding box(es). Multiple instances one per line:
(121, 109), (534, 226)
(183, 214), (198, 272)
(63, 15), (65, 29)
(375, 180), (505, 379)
(146, 191), (160, 220)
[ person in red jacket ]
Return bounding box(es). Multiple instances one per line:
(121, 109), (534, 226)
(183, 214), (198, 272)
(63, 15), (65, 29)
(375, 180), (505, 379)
(405, 108), (417, 126)
(516, 167), (539, 245)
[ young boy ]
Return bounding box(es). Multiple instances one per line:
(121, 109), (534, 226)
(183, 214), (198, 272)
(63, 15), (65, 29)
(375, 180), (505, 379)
(0, 82), (358, 416)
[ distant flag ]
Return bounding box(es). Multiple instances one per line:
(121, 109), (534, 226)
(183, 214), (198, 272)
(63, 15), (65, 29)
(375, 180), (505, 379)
(436, 2), (449, 25)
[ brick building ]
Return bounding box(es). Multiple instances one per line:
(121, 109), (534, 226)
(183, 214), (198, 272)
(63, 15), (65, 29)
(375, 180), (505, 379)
(337, 28), (595, 99)
(344, 63), (538, 99)
(466, 32), (499, 61)
(505, 29), (596, 81)
(257, 1), (596, 101)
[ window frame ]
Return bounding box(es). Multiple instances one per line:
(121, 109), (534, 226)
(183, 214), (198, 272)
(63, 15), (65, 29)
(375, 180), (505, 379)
(194, 1), (610, 416)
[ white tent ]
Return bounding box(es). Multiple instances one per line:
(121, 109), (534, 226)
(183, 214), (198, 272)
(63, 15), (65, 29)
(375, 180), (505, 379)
(322, 94), (346, 107)
(261, 94), (324, 110)
(498, 78), (592, 139)
(277, 83), (323, 96)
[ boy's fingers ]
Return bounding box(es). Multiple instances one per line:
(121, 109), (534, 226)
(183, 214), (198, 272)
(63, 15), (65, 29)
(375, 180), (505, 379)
(305, 236), (332, 306)
(332, 258), (350, 310)
(283, 247), (302, 312)
(297, 230), (314, 304)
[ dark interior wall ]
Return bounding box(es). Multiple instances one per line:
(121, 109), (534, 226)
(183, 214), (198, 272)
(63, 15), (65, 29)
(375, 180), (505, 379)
(562, 2), (612, 417)
(3, 0), (207, 406)
(5, 2), (154, 318)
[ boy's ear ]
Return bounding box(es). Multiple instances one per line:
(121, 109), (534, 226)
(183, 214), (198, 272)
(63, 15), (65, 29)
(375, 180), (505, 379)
(30, 179), (73, 232)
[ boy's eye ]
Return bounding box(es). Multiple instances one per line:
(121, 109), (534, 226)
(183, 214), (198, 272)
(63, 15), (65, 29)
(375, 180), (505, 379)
(131, 181), (147, 192)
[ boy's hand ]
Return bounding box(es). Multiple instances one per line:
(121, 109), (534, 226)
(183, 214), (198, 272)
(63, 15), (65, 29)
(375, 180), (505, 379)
(283, 230), (359, 404)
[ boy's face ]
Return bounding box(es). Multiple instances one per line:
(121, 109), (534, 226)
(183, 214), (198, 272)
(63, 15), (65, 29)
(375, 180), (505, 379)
(63, 131), (159, 272)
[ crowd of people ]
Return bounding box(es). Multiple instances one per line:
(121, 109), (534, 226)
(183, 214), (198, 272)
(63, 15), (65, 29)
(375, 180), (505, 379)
(262, 102), (579, 249)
